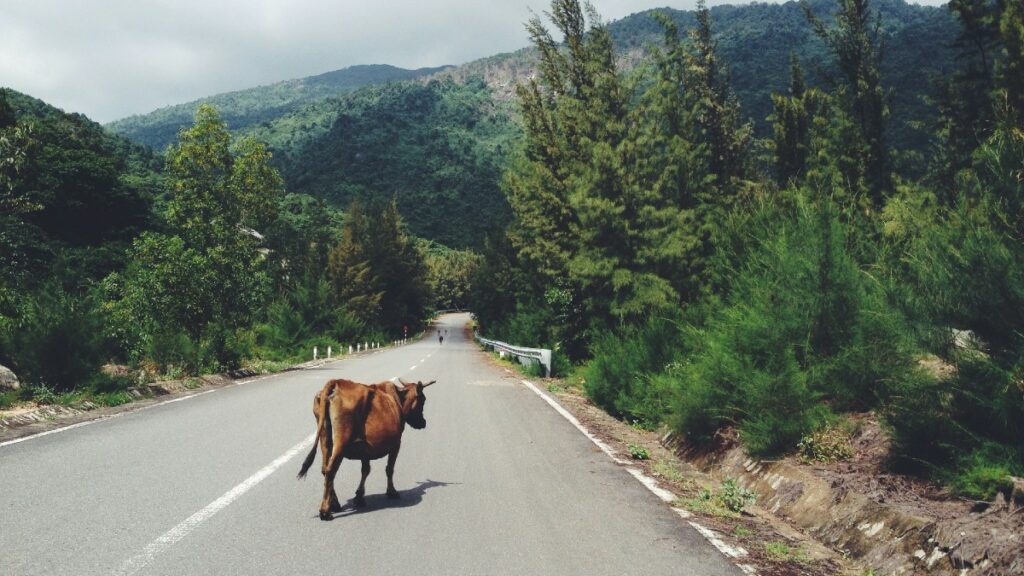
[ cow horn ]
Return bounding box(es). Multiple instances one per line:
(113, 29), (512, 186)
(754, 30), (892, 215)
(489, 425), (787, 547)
(421, 380), (436, 388)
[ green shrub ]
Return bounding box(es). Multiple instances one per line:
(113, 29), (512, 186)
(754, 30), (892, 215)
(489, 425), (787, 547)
(671, 193), (908, 457)
(584, 316), (682, 424)
(147, 329), (200, 375)
(628, 443), (650, 460)
(3, 287), (105, 392)
(719, 477), (757, 513)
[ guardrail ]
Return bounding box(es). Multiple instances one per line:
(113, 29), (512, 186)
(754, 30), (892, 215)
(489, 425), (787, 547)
(475, 334), (552, 377)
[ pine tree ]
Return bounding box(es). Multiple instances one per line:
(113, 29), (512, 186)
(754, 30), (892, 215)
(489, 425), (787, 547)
(804, 0), (891, 206)
(996, 0), (1024, 121)
(326, 200), (383, 328)
(685, 0), (753, 187)
(770, 54), (826, 186)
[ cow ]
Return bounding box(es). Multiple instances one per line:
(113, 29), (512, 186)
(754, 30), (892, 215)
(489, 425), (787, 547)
(297, 377), (434, 520)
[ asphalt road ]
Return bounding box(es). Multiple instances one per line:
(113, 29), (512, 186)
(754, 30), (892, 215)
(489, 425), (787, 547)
(0, 313), (741, 576)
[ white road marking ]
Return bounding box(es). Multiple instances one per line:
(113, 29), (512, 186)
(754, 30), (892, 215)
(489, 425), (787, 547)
(519, 379), (627, 465)
(0, 389), (217, 449)
(0, 365), (326, 450)
(114, 433), (315, 576)
(520, 379), (753, 574)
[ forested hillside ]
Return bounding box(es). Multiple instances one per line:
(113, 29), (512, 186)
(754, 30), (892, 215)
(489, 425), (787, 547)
(106, 0), (956, 251)
(284, 79), (518, 248)
(610, 0), (958, 158)
(106, 64), (450, 151)
(0, 89), (160, 293)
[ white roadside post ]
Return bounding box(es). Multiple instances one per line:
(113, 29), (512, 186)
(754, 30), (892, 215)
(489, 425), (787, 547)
(327, 346), (332, 359)
(349, 345), (354, 354)
(314, 346), (318, 361)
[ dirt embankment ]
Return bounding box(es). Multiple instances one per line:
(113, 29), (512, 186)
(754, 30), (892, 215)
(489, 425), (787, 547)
(509, 363), (1023, 576)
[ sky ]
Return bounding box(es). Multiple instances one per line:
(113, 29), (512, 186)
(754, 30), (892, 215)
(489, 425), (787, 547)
(1, 0), (948, 124)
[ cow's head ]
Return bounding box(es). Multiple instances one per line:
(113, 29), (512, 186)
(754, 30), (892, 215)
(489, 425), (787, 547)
(398, 380), (434, 429)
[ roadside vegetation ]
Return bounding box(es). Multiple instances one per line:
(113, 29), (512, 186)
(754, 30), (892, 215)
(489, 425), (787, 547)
(470, 0), (1024, 501)
(0, 98), (460, 408)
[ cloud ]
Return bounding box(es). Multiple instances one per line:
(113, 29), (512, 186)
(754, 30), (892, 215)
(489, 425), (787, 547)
(0, 0), (949, 123)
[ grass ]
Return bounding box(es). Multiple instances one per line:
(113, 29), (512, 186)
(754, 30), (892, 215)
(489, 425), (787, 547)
(674, 477), (757, 517)
(0, 389), (21, 410)
(244, 358), (294, 374)
(733, 525), (752, 538)
(798, 423), (855, 463)
(675, 489), (738, 518)
(547, 383), (565, 393)
(628, 443), (650, 460)
(763, 541), (810, 563)
(652, 459), (687, 483)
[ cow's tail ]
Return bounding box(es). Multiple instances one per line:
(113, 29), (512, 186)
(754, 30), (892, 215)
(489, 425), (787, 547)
(297, 389), (328, 480)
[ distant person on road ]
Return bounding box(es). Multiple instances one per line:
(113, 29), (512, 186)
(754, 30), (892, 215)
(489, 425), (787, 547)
(439, 334), (444, 345)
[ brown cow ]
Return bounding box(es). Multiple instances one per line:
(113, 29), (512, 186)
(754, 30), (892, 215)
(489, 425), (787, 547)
(297, 378), (434, 520)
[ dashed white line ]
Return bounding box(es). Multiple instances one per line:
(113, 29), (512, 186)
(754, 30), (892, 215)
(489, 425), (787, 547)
(114, 433), (315, 576)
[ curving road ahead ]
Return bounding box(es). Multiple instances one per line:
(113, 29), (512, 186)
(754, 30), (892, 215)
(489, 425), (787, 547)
(0, 313), (740, 576)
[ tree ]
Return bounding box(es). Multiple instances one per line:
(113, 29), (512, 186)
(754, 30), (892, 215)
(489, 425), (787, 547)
(424, 244), (482, 311)
(110, 105), (282, 368)
(996, 0), (1024, 120)
(326, 199), (429, 336)
(0, 90), (38, 217)
(804, 0), (892, 206)
(770, 54), (826, 186)
(327, 200), (384, 327)
(684, 0), (753, 187)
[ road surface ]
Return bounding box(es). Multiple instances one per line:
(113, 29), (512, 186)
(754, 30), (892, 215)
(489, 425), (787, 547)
(0, 313), (740, 576)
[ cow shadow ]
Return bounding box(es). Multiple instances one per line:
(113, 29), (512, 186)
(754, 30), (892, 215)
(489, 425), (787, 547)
(327, 479), (457, 519)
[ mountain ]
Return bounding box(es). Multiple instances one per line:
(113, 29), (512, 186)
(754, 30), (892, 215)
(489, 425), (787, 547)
(106, 64), (451, 151)
(283, 78), (518, 249)
(107, 0), (960, 249)
(1, 88), (160, 289)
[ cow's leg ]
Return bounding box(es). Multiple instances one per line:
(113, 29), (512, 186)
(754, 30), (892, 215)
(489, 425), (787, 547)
(318, 391), (334, 477)
(354, 459), (371, 507)
(319, 404), (348, 520)
(385, 445), (402, 499)
(320, 450), (343, 520)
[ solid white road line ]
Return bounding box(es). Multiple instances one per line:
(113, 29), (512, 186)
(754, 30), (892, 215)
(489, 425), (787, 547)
(519, 379), (753, 574)
(114, 433), (315, 576)
(0, 390), (218, 449)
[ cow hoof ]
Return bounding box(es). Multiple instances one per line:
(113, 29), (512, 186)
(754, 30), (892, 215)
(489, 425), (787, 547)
(319, 510), (333, 521)
(387, 490), (401, 500)
(330, 500), (343, 513)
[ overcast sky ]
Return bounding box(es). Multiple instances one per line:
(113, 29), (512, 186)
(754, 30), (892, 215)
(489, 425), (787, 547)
(1, 0), (947, 123)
